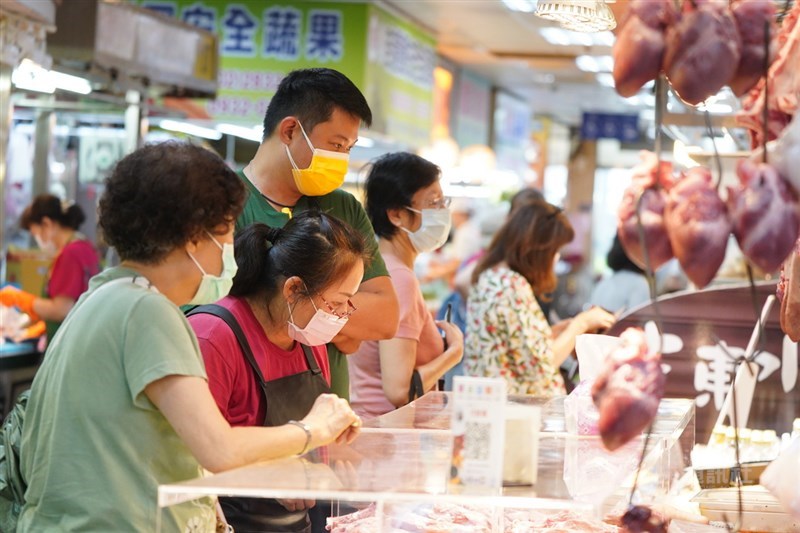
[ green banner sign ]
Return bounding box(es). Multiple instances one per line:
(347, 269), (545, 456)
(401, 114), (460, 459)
(139, 1), (434, 146)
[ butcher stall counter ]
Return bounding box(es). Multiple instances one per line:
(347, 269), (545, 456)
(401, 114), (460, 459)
(156, 393), (696, 532)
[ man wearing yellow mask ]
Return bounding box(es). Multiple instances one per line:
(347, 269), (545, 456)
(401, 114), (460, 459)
(237, 68), (400, 401)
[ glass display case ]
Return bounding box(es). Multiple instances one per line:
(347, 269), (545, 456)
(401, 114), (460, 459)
(157, 393), (695, 532)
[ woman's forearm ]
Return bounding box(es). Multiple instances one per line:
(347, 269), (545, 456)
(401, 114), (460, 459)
(550, 317), (587, 366)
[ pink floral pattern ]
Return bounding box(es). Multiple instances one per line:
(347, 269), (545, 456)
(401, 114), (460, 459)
(465, 265), (565, 396)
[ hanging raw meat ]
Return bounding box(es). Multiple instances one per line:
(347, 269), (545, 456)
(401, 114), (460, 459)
(779, 239), (800, 342)
(591, 328), (666, 452)
(664, 168), (731, 288)
(737, 1), (800, 148)
(617, 152), (674, 271)
(729, 0), (776, 96)
(728, 160), (800, 274)
(773, 113), (800, 195)
(612, 0), (677, 98)
(663, 0), (743, 105)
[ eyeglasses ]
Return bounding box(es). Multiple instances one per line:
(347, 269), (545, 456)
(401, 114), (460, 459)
(319, 295), (357, 319)
(417, 197), (451, 210)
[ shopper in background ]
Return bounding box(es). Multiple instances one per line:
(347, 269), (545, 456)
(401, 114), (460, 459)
(349, 152), (463, 419)
(422, 197), (481, 284)
(17, 142), (361, 532)
(0, 194), (100, 342)
(237, 67), (399, 401)
(188, 213), (367, 532)
(465, 200), (616, 396)
(588, 234), (651, 314)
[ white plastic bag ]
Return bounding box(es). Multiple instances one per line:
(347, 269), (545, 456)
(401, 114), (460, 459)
(760, 436), (800, 519)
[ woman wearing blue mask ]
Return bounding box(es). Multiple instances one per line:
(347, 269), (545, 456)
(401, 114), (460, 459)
(349, 152), (464, 419)
(16, 142), (362, 533)
(187, 212), (368, 532)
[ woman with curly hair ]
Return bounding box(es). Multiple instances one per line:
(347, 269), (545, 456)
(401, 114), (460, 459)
(0, 195), (100, 341)
(465, 200), (616, 396)
(17, 142), (362, 532)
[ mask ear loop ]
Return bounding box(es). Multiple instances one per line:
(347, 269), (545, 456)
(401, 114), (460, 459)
(284, 120), (316, 171)
(286, 281), (319, 324)
(295, 120), (316, 153)
(187, 252), (208, 275)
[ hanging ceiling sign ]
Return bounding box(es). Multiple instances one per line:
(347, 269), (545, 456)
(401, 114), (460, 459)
(580, 112), (640, 143)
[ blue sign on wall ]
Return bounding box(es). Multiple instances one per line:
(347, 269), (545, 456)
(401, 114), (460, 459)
(580, 112), (640, 142)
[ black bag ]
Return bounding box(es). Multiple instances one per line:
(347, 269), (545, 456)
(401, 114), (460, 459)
(0, 390), (29, 533)
(408, 369), (424, 403)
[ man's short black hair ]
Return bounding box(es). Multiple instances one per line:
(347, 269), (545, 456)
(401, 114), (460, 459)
(262, 68), (372, 139)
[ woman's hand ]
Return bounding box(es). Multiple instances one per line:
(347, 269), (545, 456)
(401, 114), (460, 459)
(436, 320), (464, 358)
(0, 286), (38, 320)
(576, 306), (617, 334)
(301, 394), (362, 449)
(277, 498), (316, 512)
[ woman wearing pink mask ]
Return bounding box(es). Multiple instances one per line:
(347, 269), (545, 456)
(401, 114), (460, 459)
(348, 152), (464, 419)
(187, 211), (368, 532)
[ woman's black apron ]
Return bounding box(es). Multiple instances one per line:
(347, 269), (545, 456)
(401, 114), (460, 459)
(187, 304), (331, 533)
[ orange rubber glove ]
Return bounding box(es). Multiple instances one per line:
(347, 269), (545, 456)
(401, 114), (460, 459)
(0, 285), (39, 321)
(14, 320), (46, 342)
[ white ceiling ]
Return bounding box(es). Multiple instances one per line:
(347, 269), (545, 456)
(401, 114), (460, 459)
(381, 0), (645, 125)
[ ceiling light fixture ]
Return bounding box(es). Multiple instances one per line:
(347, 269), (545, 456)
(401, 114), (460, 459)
(501, 0), (538, 13)
(535, 0), (616, 32)
(159, 119), (222, 140)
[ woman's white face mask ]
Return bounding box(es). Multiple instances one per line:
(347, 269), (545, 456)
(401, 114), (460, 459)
(401, 207), (452, 253)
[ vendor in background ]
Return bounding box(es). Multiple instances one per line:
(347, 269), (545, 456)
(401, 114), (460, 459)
(465, 200), (616, 396)
(237, 67), (399, 401)
(17, 142), (360, 532)
(349, 153), (464, 419)
(188, 213), (367, 533)
(588, 233), (650, 314)
(0, 194), (100, 343)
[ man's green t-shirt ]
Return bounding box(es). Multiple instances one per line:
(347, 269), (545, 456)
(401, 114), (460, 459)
(236, 171), (389, 400)
(19, 267), (216, 532)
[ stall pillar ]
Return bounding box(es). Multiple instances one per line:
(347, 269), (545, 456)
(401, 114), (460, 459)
(31, 106), (53, 198)
(124, 89), (143, 154)
(0, 62), (11, 256)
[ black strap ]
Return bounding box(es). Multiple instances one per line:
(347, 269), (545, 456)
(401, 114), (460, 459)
(187, 304), (267, 385)
(186, 304), (323, 380)
(408, 369), (424, 403)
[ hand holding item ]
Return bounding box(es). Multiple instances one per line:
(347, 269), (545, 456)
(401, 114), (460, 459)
(0, 286), (39, 321)
(277, 498), (316, 512)
(301, 394), (362, 450)
(577, 306), (617, 334)
(435, 320), (464, 355)
(13, 320), (46, 342)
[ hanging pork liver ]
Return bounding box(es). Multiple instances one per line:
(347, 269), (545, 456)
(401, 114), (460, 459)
(664, 0), (742, 105)
(612, 0), (677, 97)
(665, 168), (731, 288)
(729, 0), (776, 96)
(618, 152), (674, 271)
(591, 327), (666, 452)
(728, 159), (800, 273)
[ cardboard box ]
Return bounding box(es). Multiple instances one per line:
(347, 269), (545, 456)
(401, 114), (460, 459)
(5, 247), (52, 295)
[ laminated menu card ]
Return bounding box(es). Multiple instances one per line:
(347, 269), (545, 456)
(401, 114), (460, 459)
(449, 376), (507, 492)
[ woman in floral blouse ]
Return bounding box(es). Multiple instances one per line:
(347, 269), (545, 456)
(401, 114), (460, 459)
(465, 200), (616, 396)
